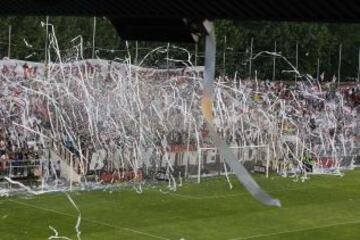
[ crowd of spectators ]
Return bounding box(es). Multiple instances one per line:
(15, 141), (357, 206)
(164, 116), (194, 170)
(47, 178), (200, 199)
(0, 127), (43, 178)
(1, 59), (360, 180)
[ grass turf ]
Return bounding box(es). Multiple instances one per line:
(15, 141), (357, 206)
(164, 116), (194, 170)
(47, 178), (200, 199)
(1, 170), (360, 240)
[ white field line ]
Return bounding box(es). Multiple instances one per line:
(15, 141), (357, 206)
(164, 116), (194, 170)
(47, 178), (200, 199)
(8, 199), (170, 240)
(160, 185), (323, 200)
(229, 219), (360, 240)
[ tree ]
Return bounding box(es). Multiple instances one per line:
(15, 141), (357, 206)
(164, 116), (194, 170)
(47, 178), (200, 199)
(0, 17), (358, 81)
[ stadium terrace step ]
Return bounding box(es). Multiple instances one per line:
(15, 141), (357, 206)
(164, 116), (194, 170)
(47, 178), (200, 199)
(48, 143), (82, 184)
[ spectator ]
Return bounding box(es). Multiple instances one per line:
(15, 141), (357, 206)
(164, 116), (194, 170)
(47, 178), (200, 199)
(0, 152), (9, 174)
(55, 160), (61, 179)
(13, 145), (24, 175)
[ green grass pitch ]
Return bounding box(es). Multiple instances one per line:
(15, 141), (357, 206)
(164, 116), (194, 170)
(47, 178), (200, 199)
(1, 170), (360, 240)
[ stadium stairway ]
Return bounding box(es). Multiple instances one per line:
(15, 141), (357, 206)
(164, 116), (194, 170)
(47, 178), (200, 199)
(48, 143), (82, 184)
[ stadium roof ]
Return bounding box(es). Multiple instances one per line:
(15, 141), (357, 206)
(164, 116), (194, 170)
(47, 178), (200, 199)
(1, 0), (360, 41)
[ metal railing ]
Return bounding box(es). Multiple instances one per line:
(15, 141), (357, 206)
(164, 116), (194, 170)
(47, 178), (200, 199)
(0, 159), (46, 179)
